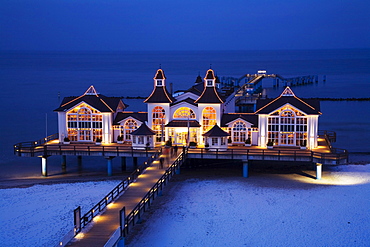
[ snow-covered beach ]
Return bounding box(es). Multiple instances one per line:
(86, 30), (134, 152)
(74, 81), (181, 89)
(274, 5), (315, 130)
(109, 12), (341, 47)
(1, 164), (369, 247)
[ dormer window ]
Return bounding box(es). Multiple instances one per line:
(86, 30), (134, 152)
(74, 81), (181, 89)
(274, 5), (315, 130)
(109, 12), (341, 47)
(207, 80), (213, 86)
(157, 80), (162, 86)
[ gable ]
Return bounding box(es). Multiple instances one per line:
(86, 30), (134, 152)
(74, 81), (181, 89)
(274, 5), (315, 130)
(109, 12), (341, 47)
(268, 103), (307, 116)
(221, 113), (258, 127)
(65, 101), (101, 114)
(174, 91), (199, 102)
(255, 97), (321, 115)
(113, 112), (148, 125)
(225, 117), (254, 128)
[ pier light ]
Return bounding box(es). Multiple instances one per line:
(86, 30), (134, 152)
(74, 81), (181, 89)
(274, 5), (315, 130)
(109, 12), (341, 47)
(93, 215), (101, 222)
(75, 232), (84, 240)
(289, 173), (369, 186)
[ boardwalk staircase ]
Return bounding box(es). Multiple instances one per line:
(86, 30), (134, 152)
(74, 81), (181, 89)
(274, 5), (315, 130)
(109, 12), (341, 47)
(58, 148), (187, 247)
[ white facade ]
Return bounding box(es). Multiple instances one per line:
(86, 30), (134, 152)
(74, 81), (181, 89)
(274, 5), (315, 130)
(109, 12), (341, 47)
(56, 72), (321, 150)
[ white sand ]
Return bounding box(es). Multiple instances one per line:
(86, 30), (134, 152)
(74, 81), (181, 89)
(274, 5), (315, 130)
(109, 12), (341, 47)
(0, 164), (369, 247)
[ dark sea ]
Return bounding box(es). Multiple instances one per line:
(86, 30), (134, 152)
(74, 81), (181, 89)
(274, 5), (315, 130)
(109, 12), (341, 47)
(1, 49), (369, 179)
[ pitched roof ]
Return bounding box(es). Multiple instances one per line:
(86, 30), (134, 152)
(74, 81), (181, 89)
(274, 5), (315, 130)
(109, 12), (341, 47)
(221, 113), (258, 127)
(145, 69), (175, 103)
(54, 86), (124, 112)
(170, 97), (198, 107)
(194, 69), (224, 104)
(255, 87), (321, 115)
(202, 124), (230, 137)
(194, 86), (224, 104)
(165, 120), (201, 128)
(113, 112), (147, 125)
(144, 86), (175, 103)
(130, 123), (156, 136)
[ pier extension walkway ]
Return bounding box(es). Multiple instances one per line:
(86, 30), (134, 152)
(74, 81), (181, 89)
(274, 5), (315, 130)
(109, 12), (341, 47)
(65, 150), (182, 247)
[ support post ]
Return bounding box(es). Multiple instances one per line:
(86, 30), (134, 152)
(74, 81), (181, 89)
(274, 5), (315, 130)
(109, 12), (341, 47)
(316, 163), (322, 180)
(41, 156), (48, 177)
(175, 166), (180, 175)
(77, 156), (82, 173)
(121, 157), (127, 172)
(107, 157), (114, 176)
(61, 155), (66, 173)
(133, 157), (138, 169)
(243, 161), (249, 178)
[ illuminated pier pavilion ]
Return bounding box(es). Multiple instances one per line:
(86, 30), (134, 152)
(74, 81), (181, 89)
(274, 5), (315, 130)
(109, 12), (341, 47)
(14, 68), (347, 179)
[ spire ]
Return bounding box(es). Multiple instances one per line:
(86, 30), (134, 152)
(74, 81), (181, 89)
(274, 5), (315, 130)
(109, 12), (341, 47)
(204, 69), (216, 87)
(194, 69), (223, 104)
(154, 68), (166, 87)
(145, 68), (175, 103)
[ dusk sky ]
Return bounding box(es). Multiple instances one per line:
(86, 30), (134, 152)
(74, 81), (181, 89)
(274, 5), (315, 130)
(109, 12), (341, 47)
(1, 0), (369, 51)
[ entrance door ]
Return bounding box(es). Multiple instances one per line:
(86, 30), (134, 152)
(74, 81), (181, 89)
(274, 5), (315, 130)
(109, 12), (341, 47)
(79, 129), (92, 142)
(280, 133), (295, 146)
(175, 132), (188, 145)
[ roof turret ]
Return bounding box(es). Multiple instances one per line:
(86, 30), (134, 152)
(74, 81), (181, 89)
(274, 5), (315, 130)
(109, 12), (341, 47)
(194, 69), (223, 104)
(144, 68), (175, 103)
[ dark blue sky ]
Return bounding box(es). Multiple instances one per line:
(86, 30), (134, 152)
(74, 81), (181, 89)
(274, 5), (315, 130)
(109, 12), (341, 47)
(1, 0), (369, 51)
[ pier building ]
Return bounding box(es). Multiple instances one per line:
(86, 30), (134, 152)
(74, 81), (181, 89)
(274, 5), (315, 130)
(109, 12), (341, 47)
(54, 68), (320, 150)
(14, 67), (347, 179)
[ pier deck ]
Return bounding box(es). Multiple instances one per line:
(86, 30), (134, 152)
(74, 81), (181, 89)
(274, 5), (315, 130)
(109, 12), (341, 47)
(66, 152), (179, 247)
(14, 133), (348, 169)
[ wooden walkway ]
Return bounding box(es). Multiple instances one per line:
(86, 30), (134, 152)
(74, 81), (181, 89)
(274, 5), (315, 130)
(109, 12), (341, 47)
(67, 152), (179, 246)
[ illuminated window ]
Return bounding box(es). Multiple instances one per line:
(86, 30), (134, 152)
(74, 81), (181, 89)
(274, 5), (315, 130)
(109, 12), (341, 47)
(157, 80), (162, 86)
(152, 106), (165, 142)
(202, 107), (216, 132)
(173, 107), (196, 119)
(207, 80), (213, 86)
(123, 119), (137, 141)
(232, 121), (247, 143)
(267, 106), (307, 146)
(67, 104), (102, 142)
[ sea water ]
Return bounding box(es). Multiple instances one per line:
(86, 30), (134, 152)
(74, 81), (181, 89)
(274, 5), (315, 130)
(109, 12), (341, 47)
(1, 49), (369, 178)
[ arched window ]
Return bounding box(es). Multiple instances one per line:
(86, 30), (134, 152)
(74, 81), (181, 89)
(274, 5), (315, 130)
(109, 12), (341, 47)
(202, 107), (216, 132)
(232, 121), (247, 143)
(152, 106), (165, 142)
(280, 110), (295, 131)
(267, 106), (307, 146)
(123, 119), (137, 141)
(173, 107), (196, 119)
(67, 104), (102, 142)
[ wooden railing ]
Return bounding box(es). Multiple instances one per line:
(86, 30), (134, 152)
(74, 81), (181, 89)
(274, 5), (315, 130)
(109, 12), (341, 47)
(14, 142), (157, 157)
(186, 147), (348, 164)
(119, 150), (187, 240)
(319, 130), (336, 143)
(14, 133), (59, 155)
(73, 148), (163, 235)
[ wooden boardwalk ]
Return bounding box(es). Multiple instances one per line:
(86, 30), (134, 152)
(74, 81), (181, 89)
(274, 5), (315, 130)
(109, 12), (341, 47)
(67, 152), (179, 247)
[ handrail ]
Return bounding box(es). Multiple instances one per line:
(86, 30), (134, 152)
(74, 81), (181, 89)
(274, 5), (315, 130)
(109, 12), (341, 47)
(14, 143), (158, 157)
(14, 133), (59, 154)
(15, 143), (347, 163)
(73, 147), (163, 235)
(120, 149), (188, 240)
